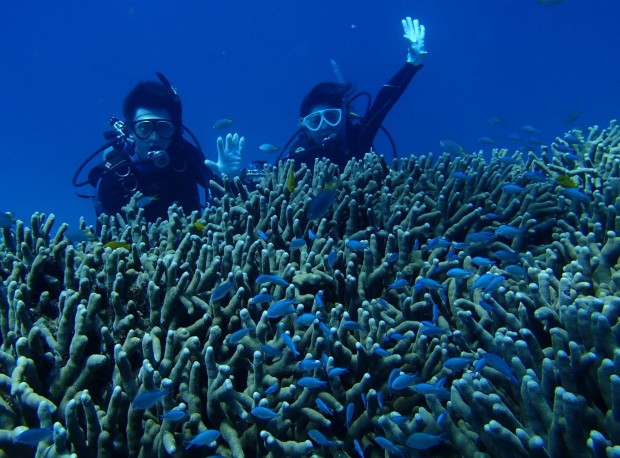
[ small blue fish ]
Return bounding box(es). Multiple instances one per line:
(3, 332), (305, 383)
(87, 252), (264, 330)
(420, 323), (450, 337)
(282, 333), (299, 357)
(452, 171), (471, 181)
(377, 391), (385, 411)
(346, 240), (369, 253)
(406, 432), (447, 450)
(296, 313), (318, 327)
(290, 238), (306, 250)
(308, 429), (337, 447)
(315, 290), (325, 308)
(386, 252), (399, 264)
(390, 374), (417, 391)
(413, 383), (450, 400)
(211, 281), (236, 301)
(373, 347), (390, 357)
(564, 132), (580, 144)
(327, 367), (348, 377)
(185, 429), (221, 450)
(426, 237), (452, 251)
(251, 406), (279, 420)
(483, 353), (519, 385)
(502, 183), (526, 194)
(307, 188), (338, 220)
(257, 230), (269, 241)
(471, 256), (495, 267)
(259, 143), (279, 152)
(378, 298), (391, 309)
(298, 376), (328, 389)
(493, 249), (520, 263)
(524, 171), (548, 182)
(505, 264), (527, 278)
(213, 118), (234, 129)
(342, 320), (363, 331)
(14, 428), (53, 445)
(414, 278), (445, 291)
(229, 327), (254, 344)
(387, 278), (409, 290)
(262, 383), (279, 395)
(160, 408), (189, 422)
(267, 299), (297, 319)
(446, 268), (472, 279)
(354, 438), (365, 458)
(443, 357), (473, 371)
(483, 275), (505, 294)
(327, 252), (338, 268)
(480, 300), (496, 312)
(315, 398), (333, 416)
(361, 392), (367, 408)
(136, 195), (159, 207)
(132, 389), (172, 410)
(256, 274), (290, 287)
(495, 225), (524, 239)
(298, 359), (322, 371)
(375, 436), (402, 455)
(465, 231), (497, 244)
(260, 344), (282, 357)
(564, 188), (591, 203)
(345, 402), (355, 429)
(0, 212), (16, 229)
(250, 293), (275, 304)
(308, 228), (317, 240)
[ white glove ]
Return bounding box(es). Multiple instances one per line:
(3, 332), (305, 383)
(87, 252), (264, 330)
(205, 132), (244, 177)
(402, 17), (427, 65)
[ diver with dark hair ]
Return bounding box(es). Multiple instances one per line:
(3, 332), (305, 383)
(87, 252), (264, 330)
(277, 17), (427, 170)
(74, 74), (244, 223)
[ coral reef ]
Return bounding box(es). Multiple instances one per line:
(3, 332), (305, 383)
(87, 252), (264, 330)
(1, 120), (620, 457)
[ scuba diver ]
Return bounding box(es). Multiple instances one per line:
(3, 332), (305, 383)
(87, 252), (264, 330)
(275, 17), (427, 170)
(73, 73), (243, 223)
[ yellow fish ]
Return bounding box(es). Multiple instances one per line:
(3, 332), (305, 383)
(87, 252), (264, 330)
(193, 221), (206, 232)
(557, 175), (577, 188)
(287, 165), (295, 193)
(103, 241), (131, 250)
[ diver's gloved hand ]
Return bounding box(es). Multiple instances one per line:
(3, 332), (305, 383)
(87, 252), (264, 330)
(402, 17), (427, 65)
(205, 132), (244, 176)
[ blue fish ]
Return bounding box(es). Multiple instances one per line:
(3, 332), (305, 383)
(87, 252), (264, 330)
(132, 388), (172, 410)
(290, 238), (306, 250)
(502, 183), (526, 194)
(229, 327), (254, 344)
(390, 373), (417, 391)
(262, 383), (279, 395)
(483, 275), (505, 294)
(483, 353), (519, 385)
(251, 406), (279, 420)
(465, 231), (497, 244)
(471, 256), (495, 267)
(308, 429), (337, 447)
(505, 264), (527, 278)
(327, 251), (338, 268)
(346, 240), (369, 253)
(296, 313), (318, 327)
(298, 359), (322, 371)
(342, 320), (363, 331)
(451, 171), (471, 181)
(250, 293), (275, 304)
(564, 132), (580, 144)
(307, 188), (338, 220)
(256, 274), (290, 287)
(298, 376), (328, 389)
(471, 273), (495, 290)
(480, 300), (495, 312)
(327, 367), (348, 377)
(308, 228), (317, 240)
(386, 252), (399, 264)
(387, 279), (409, 290)
(185, 429), (220, 450)
(373, 347), (390, 357)
(257, 230), (269, 241)
(443, 357), (473, 371)
(260, 344), (282, 357)
(315, 290), (325, 308)
(495, 225), (524, 239)
(14, 428), (53, 445)
(282, 332), (299, 357)
(267, 299), (297, 319)
(524, 171), (548, 182)
(413, 383), (450, 400)
(413, 278), (445, 291)
(160, 408), (189, 422)
(446, 268), (472, 279)
(426, 237), (452, 251)
(377, 391), (385, 411)
(378, 298), (391, 309)
(420, 323), (450, 337)
(493, 249), (520, 263)
(345, 402), (355, 429)
(564, 188), (591, 203)
(375, 436), (402, 456)
(406, 432), (447, 450)
(312, 398), (331, 416)
(211, 281), (236, 301)
(354, 438), (365, 458)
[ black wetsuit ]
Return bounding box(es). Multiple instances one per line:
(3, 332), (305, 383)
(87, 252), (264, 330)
(90, 138), (216, 222)
(284, 62), (423, 170)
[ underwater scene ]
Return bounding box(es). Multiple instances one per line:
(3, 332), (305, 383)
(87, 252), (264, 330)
(1, 1), (620, 457)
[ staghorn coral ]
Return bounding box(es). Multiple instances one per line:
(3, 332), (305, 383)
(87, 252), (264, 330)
(1, 121), (620, 457)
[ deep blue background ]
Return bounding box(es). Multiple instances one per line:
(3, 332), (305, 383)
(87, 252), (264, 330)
(1, 1), (619, 228)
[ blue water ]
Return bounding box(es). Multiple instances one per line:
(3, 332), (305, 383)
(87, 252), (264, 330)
(1, 0), (618, 227)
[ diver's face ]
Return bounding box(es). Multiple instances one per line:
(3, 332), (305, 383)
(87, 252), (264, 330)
(130, 107), (175, 160)
(301, 104), (343, 144)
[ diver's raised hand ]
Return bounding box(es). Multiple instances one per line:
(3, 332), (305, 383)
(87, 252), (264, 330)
(205, 132), (244, 177)
(402, 17), (427, 65)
